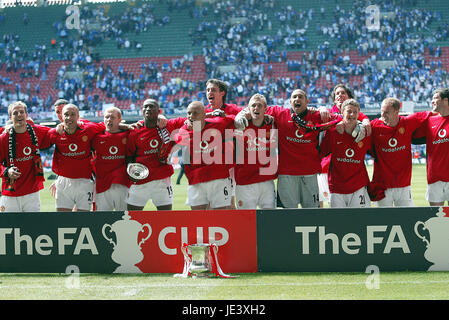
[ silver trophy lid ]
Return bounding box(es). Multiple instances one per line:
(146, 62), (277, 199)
(127, 163), (149, 181)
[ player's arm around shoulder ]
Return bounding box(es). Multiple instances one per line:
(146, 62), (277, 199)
(167, 116), (188, 130)
(319, 127), (335, 157)
(46, 127), (60, 145)
(34, 123), (53, 150)
(265, 105), (285, 118)
(411, 113), (430, 141)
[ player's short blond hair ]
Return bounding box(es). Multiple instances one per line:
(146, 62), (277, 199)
(8, 101), (28, 117)
(341, 98), (360, 112)
(382, 97), (401, 111)
(248, 93), (267, 107)
(104, 106), (122, 118)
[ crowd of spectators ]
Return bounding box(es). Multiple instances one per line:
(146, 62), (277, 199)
(0, 0), (448, 116)
(195, 0), (449, 106)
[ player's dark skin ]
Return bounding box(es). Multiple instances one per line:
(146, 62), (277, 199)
(127, 101), (172, 211)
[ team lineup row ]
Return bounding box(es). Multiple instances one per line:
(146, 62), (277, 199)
(1, 79), (448, 212)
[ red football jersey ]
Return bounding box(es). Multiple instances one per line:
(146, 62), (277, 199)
(205, 103), (242, 116)
(48, 123), (104, 179)
(175, 117), (235, 185)
(320, 127), (371, 194)
(370, 112), (430, 188)
(413, 113), (449, 184)
(321, 108), (369, 174)
(0, 124), (51, 196)
(234, 121), (278, 185)
(266, 106), (339, 176)
(92, 130), (130, 193)
(126, 118), (185, 184)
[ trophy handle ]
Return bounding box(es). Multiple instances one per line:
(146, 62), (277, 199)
(138, 223), (152, 247)
(102, 224), (116, 248)
(414, 221), (430, 247)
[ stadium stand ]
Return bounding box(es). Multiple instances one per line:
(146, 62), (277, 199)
(0, 0), (448, 124)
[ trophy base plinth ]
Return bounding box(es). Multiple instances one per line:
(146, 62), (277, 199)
(114, 265), (143, 274)
(191, 272), (213, 279)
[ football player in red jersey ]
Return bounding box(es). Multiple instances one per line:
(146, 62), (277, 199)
(413, 88), (449, 206)
(126, 99), (185, 211)
(204, 78), (243, 117)
(236, 89), (340, 208)
(369, 97), (430, 206)
(234, 94), (277, 209)
(91, 107), (131, 211)
(320, 99), (372, 208)
(204, 79), (242, 209)
(53, 99), (69, 123)
(47, 104), (104, 211)
(176, 101), (235, 210)
(0, 101), (51, 212)
(318, 84), (371, 207)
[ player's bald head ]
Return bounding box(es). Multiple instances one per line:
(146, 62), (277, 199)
(187, 100), (205, 113)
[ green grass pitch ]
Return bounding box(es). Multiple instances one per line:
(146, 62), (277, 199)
(1, 164), (448, 300)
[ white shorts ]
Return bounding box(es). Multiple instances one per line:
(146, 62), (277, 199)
(236, 180), (276, 209)
(330, 186), (371, 208)
(376, 186), (413, 207)
(96, 184), (129, 211)
(0, 191), (40, 212)
(426, 181), (449, 203)
(317, 173), (330, 202)
(127, 177), (173, 208)
(277, 174), (320, 208)
(55, 176), (94, 211)
(186, 178), (232, 209)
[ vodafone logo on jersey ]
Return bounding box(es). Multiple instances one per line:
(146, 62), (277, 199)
(16, 146), (34, 162)
(23, 147), (32, 156)
(149, 139), (159, 148)
(61, 143), (86, 157)
(109, 146), (118, 155)
(252, 137), (261, 146)
(295, 130), (304, 138)
(69, 143), (78, 152)
(382, 137), (405, 153)
(345, 148), (355, 158)
(286, 129), (311, 143)
(199, 140), (209, 150)
(432, 128), (449, 145)
(102, 146), (125, 160)
(388, 138), (398, 147)
(336, 148), (361, 164)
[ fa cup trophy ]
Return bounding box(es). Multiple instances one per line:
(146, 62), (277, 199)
(174, 243), (237, 278)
